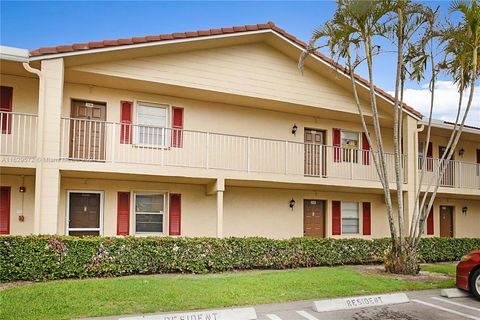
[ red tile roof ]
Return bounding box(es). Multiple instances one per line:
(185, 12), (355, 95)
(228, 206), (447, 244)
(29, 21), (422, 118)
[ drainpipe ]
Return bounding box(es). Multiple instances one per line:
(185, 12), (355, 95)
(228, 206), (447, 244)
(22, 62), (45, 234)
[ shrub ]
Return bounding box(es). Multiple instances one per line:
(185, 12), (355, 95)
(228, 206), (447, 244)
(0, 236), (478, 281)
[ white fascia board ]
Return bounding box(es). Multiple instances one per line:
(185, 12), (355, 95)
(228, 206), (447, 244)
(420, 118), (480, 135)
(0, 45), (29, 62)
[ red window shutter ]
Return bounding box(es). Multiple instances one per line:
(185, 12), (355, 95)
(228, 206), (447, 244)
(476, 149), (480, 176)
(426, 142), (433, 171)
(362, 202), (371, 235)
(332, 200), (341, 235)
(120, 101), (132, 144)
(171, 107), (184, 148)
(169, 193), (181, 236)
(0, 86), (13, 134)
(117, 192), (130, 235)
(426, 208), (434, 235)
(362, 132), (370, 165)
(333, 128), (341, 163)
(0, 187), (11, 235)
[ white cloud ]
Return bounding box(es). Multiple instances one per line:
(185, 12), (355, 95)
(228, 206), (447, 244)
(388, 81), (479, 126)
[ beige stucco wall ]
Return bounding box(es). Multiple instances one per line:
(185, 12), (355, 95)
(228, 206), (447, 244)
(0, 174), (35, 235)
(71, 42), (391, 118)
(224, 186), (392, 239)
(56, 177), (398, 239)
(0, 74), (39, 114)
(428, 198), (480, 238)
(58, 177), (217, 237)
(61, 82), (394, 151)
(420, 133), (479, 163)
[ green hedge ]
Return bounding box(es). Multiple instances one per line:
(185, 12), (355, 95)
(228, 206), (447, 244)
(1, 236), (479, 281)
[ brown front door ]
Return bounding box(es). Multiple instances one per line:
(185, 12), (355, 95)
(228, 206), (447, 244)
(304, 129), (325, 176)
(439, 205), (454, 237)
(68, 192), (101, 236)
(439, 146), (454, 186)
(69, 100), (107, 161)
(304, 200), (325, 237)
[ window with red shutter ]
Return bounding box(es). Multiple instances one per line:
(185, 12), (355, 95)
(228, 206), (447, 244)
(362, 133), (370, 165)
(426, 208), (434, 235)
(0, 186), (11, 235)
(0, 86), (13, 134)
(120, 101), (132, 144)
(333, 128), (341, 162)
(332, 200), (341, 235)
(117, 192), (130, 235)
(362, 202), (371, 235)
(171, 107), (184, 148)
(169, 193), (181, 236)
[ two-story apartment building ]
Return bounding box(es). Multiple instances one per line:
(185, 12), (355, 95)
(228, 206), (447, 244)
(1, 22), (478, 239)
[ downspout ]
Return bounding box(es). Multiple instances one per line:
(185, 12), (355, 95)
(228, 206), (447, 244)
(22, 62), (45, 235)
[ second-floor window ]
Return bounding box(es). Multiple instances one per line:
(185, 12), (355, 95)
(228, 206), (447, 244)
(136, 102), (168, 146)
(341, 130), (359, 163)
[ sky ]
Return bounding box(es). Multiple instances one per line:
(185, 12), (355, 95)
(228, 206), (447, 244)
(1, 1), (478, 125)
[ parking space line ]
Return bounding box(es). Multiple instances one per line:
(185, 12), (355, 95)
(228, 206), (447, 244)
(431, 297), (480, 312)
(266, 314), (283, 320)
(412, 299), (480, 320)
(296, 310), (320, 320)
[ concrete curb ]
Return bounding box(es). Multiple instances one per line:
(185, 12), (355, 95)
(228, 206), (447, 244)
(440, 288), (471, 298)
(119, 307), (257, 320)
(312, 293), (410, 312)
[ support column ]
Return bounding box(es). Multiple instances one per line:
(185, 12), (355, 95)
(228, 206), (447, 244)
(216, 190), (224, 238)
(31, 58), (64, 235)
(207, 178), (225, 238)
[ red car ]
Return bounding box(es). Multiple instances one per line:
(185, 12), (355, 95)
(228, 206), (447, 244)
(456, 250), (480, 300)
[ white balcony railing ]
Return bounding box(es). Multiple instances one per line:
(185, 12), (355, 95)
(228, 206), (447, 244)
(59, 118), (405, 183)
(418, 157), (480, 190)
(0, 112), (38, 158)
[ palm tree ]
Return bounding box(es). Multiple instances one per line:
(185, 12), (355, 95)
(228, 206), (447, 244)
(300, 0), (479, 274)
(413, 0), (479, 244)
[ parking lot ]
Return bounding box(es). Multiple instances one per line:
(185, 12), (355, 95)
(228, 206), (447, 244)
(256, 289), (480, 320)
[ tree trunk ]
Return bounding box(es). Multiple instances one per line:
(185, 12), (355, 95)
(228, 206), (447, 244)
(384, 241), (420, 275)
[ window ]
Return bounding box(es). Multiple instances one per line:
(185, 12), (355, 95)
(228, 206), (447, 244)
(341, 202), (359, 234)
(341, 131), (359, 163)
(418, 141), (424, 170)
(136, 102), (168, 146)
(134, 193), (165, 234)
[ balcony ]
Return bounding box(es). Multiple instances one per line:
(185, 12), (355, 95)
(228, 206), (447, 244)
(58, 118), (404, 184)
(0, 112), (38, 159)
(418, 157), (480, 190)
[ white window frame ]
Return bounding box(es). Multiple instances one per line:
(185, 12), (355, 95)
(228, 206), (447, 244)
(133, 191), (167, 235)
(134, 101), (170, 147)
(341, 201), (360, 235)
(340, 130), (360, 163)
(65, 190), (104, 236)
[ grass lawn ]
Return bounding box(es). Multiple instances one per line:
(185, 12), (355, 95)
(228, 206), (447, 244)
(421, 263), (457, 276)
(0, 266), (454, 320)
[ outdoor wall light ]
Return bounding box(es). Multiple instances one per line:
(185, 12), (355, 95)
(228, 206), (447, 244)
(289, 198), (296, 210)
(462, 206), (468, 215)
(292, 124), (298, 135)
(458, 148), (465, 157)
